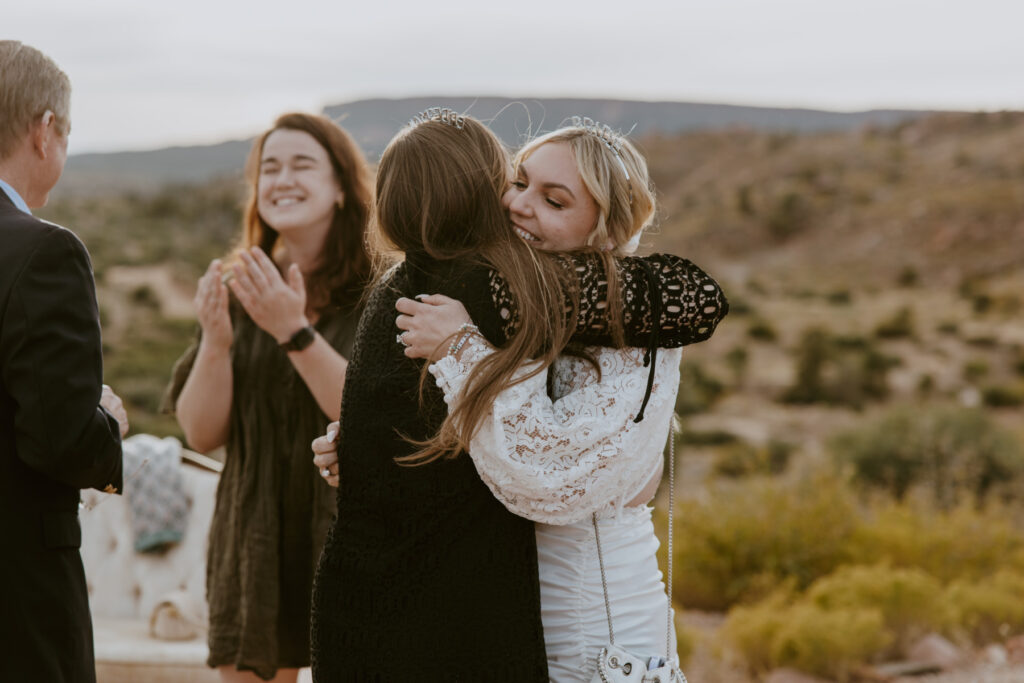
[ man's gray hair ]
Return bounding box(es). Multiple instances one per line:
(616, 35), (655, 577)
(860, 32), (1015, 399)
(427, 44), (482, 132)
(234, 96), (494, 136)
(0, 41), (71, 161)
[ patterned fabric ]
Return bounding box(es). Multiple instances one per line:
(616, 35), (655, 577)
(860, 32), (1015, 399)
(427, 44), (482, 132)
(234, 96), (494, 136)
(121, 434), (188, 552)
(484, 254), (729, 348)
(431, 343), (682, 525)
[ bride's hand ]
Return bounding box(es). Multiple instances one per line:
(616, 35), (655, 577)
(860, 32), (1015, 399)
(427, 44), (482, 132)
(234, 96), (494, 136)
(395, 294), (473, 361)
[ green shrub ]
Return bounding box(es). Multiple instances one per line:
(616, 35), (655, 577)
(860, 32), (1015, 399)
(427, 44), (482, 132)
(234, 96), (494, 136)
(712, 440), (793, 478)
(721, 593), (891, 680)
(769, 603), (890, 681)
(782, 329), (893, 407)
(725, 346), (749, 386)
(963, 359), (990, 382)
(849, 502), (1024, 583)
(671, 471), (857, 610)
(718, 591), (792, 674)
(806, 564), (953, 650)
(747, 319), (778, 342)
(897, 267), (919, 287)
(674, 361), (725, 415)
(945, 570), (1024, 644)
(766, 191), (809, 241)
(679, 429), (738, 446)
(874, 306), (915, 339)
(982, 383), (1024, 407)
(937, 321), (959, 336)
(826, 289), (853, 305)
(830, 405), (1024, 506)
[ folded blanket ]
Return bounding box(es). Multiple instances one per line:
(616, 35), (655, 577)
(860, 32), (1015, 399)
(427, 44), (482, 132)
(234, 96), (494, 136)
(122, 434), (189, 552)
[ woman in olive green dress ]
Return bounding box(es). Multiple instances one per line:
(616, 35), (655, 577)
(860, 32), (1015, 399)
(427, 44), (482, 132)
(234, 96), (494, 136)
(166, 112), (372, 682)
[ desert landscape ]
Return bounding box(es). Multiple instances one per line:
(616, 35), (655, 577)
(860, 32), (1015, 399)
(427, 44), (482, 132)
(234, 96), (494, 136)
(40, 103), (1024, 682)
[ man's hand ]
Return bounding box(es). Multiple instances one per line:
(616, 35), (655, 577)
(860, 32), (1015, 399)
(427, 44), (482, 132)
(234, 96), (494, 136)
(100, 384), (129, 438)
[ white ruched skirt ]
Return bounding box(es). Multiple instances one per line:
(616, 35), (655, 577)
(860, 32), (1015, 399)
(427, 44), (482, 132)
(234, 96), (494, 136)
(536, 505), (676, 683)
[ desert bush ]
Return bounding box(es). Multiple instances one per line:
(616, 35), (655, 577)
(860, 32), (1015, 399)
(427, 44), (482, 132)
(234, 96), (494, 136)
(674, 361), (725, 415)
(937, 320), (959, 336)
(679, 429), (737, 446)
(874, 306), (915, 339)
(711, 440), (793, 479)
(765, 191), (809, 241)
(747, 319), (778, 342)
(721, 593), (890, 681)
(966, 333), (998, 348)
(806, 564), (953, 651)
(735, 184), (755, 216)
(897, 266), (919, 287)
(982, 383), (1024, 407)
(830, 404), (1024, 506)
(826, 289), (852, 305)
(725, 296), (752, 316)
(963, 359), (990, 382)
(782, 328), (830, 403)
(849, 502), (1024, 583)
(671, 471), (857, 610)
(724, 346), (749, 386)
(783, 328), (893, 407)
(945, 570), (1024, 644)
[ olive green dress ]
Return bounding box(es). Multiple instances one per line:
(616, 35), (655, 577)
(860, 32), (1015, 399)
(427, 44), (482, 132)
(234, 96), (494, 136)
(165, 302), (359, 680)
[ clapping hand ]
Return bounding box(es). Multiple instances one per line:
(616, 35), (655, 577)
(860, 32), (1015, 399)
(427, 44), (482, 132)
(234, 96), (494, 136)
(195, 259), (233, 350)
(227, 247), (309, 343)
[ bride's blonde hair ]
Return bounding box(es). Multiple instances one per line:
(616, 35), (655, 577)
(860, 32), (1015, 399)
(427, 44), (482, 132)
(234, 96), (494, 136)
(513, 122), (656, 255)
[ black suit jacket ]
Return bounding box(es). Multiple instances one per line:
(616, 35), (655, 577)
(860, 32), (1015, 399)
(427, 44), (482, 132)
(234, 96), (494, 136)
(0, 188), (123, 683)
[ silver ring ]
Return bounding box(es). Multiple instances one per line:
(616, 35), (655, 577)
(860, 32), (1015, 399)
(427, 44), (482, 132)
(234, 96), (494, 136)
(320, 468), (331, 477)
(396, 332), (408, 347)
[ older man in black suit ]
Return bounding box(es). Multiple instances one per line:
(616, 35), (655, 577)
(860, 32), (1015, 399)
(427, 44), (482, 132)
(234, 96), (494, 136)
(0, 40), (129, 682)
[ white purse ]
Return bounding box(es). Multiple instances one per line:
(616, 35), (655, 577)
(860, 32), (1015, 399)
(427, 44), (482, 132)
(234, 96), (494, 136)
(590, 427), (688, 683)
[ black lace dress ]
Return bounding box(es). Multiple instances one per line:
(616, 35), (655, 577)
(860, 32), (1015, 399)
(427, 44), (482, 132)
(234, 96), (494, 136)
(310, 252), (727, 682)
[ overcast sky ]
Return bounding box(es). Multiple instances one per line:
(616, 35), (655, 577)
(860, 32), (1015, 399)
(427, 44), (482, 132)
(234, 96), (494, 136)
(7, 0), (1024, 154)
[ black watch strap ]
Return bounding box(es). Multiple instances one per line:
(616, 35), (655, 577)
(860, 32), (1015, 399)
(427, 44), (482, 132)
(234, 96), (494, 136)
(280, 325), (316, 352)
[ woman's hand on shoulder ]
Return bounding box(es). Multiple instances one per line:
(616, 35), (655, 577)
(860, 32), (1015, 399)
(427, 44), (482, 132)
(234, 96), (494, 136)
(227, 246), (309, 343)
(395, 294), (472, 361)
(194, 259), (233, 350)
(312, 421), (340, 488)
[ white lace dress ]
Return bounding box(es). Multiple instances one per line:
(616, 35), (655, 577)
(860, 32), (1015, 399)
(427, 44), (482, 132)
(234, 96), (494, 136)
(430, 340), (682, 682)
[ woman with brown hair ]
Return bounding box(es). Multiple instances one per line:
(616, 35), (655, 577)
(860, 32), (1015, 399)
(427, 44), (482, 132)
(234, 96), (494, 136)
(166, 112), (372, 682)
(394, 121), (693, 681)
(309, 109), (725, 681)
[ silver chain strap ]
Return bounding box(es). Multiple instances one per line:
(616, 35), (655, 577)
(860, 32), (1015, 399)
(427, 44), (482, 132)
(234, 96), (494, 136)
(592, 510), (615, 645)
(592, 422), (677, 656)
(666, 420), (675, 658)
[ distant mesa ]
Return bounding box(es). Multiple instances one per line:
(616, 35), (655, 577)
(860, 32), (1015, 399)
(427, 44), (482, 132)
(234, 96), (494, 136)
(58, 96), (937, 196)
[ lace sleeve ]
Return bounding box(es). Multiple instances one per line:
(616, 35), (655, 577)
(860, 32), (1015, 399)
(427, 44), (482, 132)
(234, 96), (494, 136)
(479, 253), (728, 349)
(430, 341), (682, 525)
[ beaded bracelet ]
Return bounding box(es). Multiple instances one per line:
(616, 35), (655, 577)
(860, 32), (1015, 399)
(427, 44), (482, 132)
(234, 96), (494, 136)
(447, 323), (480, 358)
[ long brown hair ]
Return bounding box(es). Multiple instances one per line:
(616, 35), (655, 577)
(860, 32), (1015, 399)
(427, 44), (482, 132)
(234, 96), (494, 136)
(238, 112), (373, 313)
(373, 115), (580, 464)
